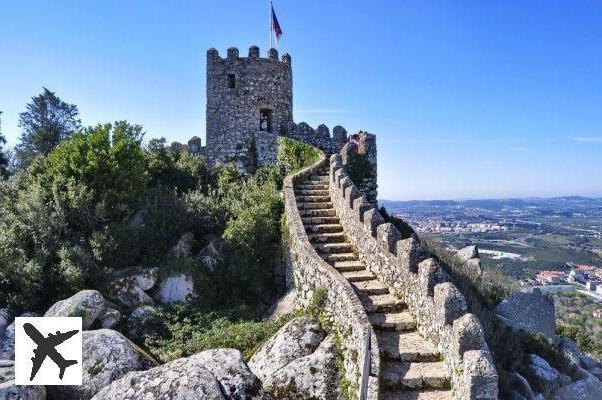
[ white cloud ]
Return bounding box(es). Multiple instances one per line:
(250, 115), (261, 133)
(569, 136), (602, 143)
(511, 147), (530, 152)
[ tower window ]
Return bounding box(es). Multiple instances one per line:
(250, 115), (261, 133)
(260, 109), (273, 133)
(227, 74), (235, 88)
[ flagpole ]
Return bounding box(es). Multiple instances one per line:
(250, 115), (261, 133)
(269, 1), (273, 49)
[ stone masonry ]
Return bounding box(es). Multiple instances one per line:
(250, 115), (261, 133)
(182, 45), (370, 174)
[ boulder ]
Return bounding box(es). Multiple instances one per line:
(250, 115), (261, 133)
(0, 327), (12, 361)
(499, 370), (534, 400)
(559, 338), (592, 380)
(589, 367), (602, 380)
(552, 376), (602, 400)
(126, 306), (159, 340)
(48, 329), (156, 400)
(0, 360), (14, 384)
(581, 355), (600, 371)
(526, 354), (568, 399)
(0, 310), (7, 341)
(262, 290), (297, 321)
(263, 335), (339, 400)
(0, 380), (46, 400)
(107, 281), (154, 308)
(199, 239), (222, 271)
(495, 288), (557, 343)
(249, 316), (325, 381)
(45, 290), (105, 329)
(91, 354), (226, 400)
(187, 349), (262, 399)
(98, 308), (121, 329)
(456, 245), (479, 263)
(156, 274), (195, 304)
(173, 233), (193, 258)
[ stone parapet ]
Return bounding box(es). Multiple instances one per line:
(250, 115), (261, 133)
(283, 152), (380, 400)
(328, 153), (498, 400)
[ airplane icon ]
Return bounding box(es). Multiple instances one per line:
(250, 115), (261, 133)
(23, 322), (79, 381)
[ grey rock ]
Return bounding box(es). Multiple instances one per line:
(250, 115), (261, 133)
(581, 355), (600, 370)
(45, 290), (105, 330)
(107, 281), (153, 308)
(199, 239), (222, 272)
(125, 306), (158, 341)
(589, 367), (602, 380)
(527, 354), (563, 399)
(49, 329), (156, 400)
(248, 316), (325, 381)
(0, 361), (14, 384)
(0, 312), (37, 360)
(91, 354), (226, 400)
(495, 288), (557, 343)
(98, 308), (121, 329)
(552, 376), (602, 400)
(0, 310), (7, 341)
(263, 335), (339, 400)
(262, 290), (297, 321)
(559, 338), (592, 380)
(187, 349), (262, 399)
(456, 245), (479, 263)
(155, 274), (195, 304)
(0, 380), (46, 400)
(500, 370), (534, 400)
(173, 233), (193, 258)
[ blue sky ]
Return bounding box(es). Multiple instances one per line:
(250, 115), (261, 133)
(1, 1), (601, 200)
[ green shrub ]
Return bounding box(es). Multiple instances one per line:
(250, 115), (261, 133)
(277, 137), (320, 174)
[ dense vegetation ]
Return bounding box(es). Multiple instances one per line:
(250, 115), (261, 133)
(555, 290), (602, 358)
(0, 89), (324, 362)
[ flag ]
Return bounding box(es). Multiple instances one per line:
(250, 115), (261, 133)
(271, 3), (282, 43)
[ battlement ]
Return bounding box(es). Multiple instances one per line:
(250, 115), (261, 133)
(207, 45), (291, 64)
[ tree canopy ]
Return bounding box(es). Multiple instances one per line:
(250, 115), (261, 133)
(16, 88), (81, 167)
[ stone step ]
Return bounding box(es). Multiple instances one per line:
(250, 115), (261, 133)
(332, 261), (365, 272)
(297, 201), (333, 210)
(297, 183), (329, 190)
(351, 280), (390, 296)
(381, 361), (450, 391)
(307, 176), (329, 182)
(323, 253), (358, 263)
(314, 242), (354, 254)
(369, 311), (416, 332)
(381, 390), (454, 400)
(299, 209), (336, 218)
(302, 216), (340, 225)
(377, 332), (441, 362)
(360, 293), (406, 313)
(295, 189), (330, 196)
(305, 224), (343, 233)
(296, 195), (331, 203)
(341, 269), (375, 282)
(307, 232), (347, 244)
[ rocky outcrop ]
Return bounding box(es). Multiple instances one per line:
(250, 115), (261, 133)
(0, 360), (46, 400)
(263, 334), (339, 400)
(0, 312), (37, 360)
(526, 354), (570, 399)
(0, 310), (7, 341)
(49, 329), (156, 400)
(173, 233), (193, 258)
(91, 353), (234, 400)
(500, 370), (534, 400)
(155, 274), (195, 304)
(184, 349), (262, 399)
(249, 316), (325, 381)
(262, 290), (297, 321)
(495, 288), (557, 344)
(45, 290), (105, 330)
(98, 308), (121, 329)
(552, 376), (602, 400)
(106, 268), (158, 308)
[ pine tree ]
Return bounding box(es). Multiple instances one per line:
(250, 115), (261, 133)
(15, 88), (81, 167)
(0, 111), (9, 178)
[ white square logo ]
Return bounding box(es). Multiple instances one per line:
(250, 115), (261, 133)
(14, 317), (82, 385)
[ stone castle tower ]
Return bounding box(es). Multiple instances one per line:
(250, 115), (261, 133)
(205, 46), (293, 170)
(184, 44), (376, 194)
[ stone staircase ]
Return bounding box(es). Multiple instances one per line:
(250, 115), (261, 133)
(295, 169), (454, 400)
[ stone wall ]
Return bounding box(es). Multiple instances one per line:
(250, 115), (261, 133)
(281, 122), (349, 155)
(340, 132), (378, 204)
(206, 46), (292, 168)
(328, 153), (499, 400)
(283, 152), (380, 400)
